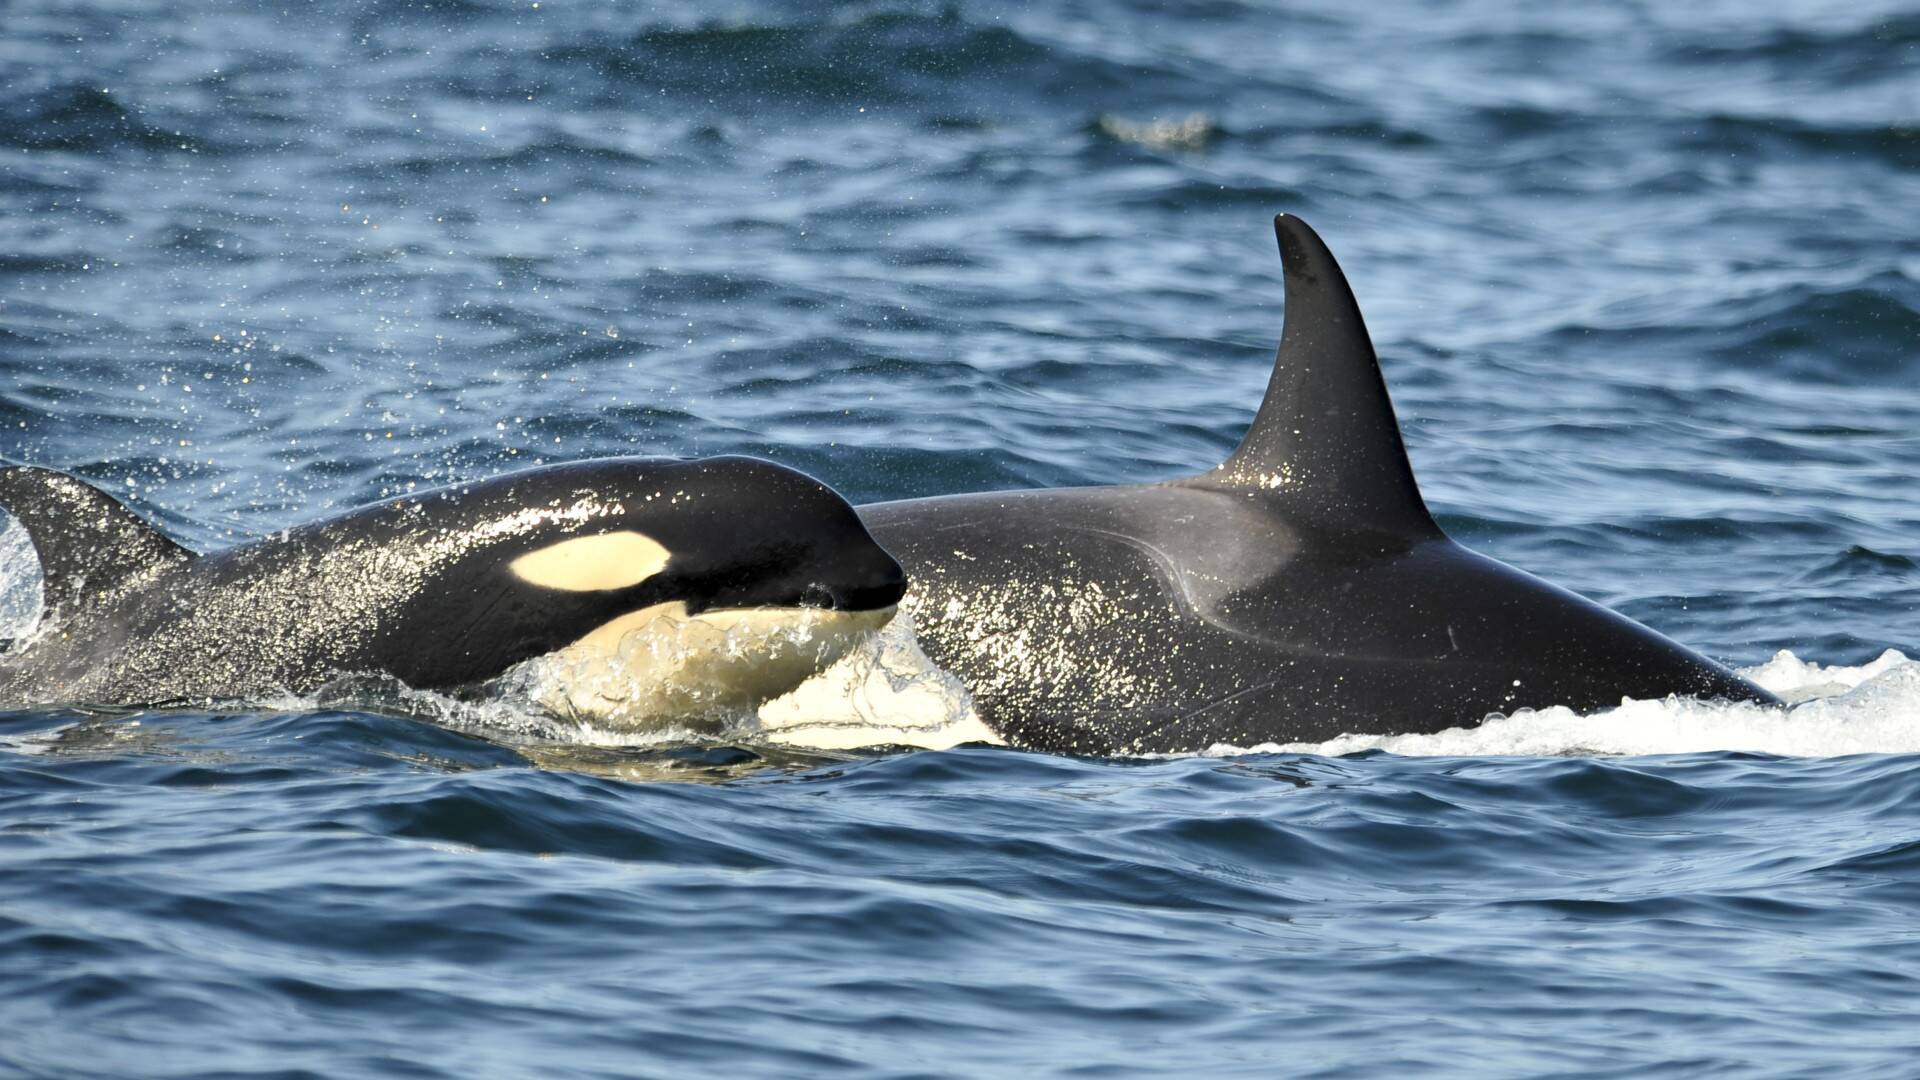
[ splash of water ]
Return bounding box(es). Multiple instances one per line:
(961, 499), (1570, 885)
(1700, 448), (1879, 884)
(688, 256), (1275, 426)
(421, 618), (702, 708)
(1209, 650), (1920, 759)
(756, 613), (997, 750)
(0, 517), (43, 641)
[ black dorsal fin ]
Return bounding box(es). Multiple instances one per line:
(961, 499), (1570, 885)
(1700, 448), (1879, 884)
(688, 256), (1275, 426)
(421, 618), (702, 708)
(0, 466), (193, 620)
(1194, 214), (1439, 539)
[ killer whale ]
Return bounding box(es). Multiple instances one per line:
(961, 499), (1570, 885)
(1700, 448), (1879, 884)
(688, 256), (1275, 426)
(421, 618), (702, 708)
(859, 215), (1776, 754)
(0, 456), (906, 721)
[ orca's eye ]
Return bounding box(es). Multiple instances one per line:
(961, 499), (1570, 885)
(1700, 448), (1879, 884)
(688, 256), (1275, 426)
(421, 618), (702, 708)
(798, 584), (835, 609)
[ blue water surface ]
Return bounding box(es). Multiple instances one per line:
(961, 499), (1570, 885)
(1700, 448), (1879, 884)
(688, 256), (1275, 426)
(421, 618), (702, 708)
(2, 0), (1918, 1075)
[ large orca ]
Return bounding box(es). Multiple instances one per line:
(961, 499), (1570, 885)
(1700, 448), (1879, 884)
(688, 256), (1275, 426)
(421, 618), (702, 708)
(859, 215), (1776, 754)
(0, 456), (906, 721)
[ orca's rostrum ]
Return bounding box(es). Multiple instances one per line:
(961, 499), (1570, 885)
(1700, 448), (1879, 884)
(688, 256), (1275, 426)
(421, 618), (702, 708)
(859, 215), (1776, 754)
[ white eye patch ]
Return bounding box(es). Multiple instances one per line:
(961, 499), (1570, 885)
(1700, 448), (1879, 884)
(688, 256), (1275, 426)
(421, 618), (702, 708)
(509, 530), (671, 592)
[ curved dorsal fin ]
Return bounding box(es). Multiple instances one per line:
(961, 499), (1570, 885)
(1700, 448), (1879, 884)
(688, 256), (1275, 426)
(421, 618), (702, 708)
(1195, 214), (1439, 539)
(0, 466), (193, 621)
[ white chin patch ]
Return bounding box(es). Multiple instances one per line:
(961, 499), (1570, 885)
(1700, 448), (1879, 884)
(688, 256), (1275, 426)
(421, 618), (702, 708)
(513, 601), (896, 727)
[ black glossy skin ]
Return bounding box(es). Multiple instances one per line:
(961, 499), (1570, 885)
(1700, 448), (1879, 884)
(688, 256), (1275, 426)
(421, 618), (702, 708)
(858, 216), (1775, 754)
(0, 456), (905, 707)
(862, 485), (1767, 754)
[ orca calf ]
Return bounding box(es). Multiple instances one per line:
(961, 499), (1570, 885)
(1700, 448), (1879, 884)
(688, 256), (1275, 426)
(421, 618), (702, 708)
(0, 456), (906, 722)
(860, 215), (1776, 754)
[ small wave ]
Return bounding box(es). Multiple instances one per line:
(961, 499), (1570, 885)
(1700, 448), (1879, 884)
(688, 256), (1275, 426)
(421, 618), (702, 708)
(1545, 273), (1919, 384)
(1116, 177), (1313, 213)
(1794, 545), (1920, 587)
(1209, 650), (1920, 759)
(1708, 275), (1920, 382)
(1663, 12), (1920, 77)
(359, 140), (653, 182)
(546, 11), (1058, 106)
(1685, 114), (1918, 170)
(0, 84), (216, 155)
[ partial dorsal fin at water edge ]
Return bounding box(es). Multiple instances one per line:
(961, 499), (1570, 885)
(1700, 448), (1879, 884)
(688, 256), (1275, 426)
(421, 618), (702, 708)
(0, 466), (194, 626)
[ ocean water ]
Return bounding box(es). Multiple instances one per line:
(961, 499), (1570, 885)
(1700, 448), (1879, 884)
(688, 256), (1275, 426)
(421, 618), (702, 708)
(3, 0), (1918, 1075)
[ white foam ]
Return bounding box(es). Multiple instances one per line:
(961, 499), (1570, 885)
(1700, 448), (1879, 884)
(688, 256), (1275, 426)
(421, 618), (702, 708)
(1204, 650), (1920, 759)
(755, 614), (1000, 750)
(1741, 648), (1912, 702)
